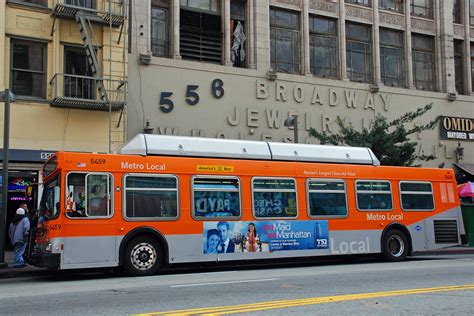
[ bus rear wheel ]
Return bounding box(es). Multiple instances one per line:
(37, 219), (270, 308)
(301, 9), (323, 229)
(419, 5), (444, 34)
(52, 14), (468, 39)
(124, 237), (162, 276)
(382, 229), (409, 262)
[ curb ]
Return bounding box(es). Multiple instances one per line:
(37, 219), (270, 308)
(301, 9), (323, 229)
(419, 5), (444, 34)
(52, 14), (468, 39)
(412, 247), (474, 256)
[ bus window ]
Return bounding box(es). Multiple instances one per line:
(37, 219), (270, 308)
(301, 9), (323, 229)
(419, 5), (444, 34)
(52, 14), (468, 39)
(66, 172), (113, 218)
(308, 179), (347, 217)
(124, 175), (178, 219)
(399, 181), (434, 211)
(192, 177), (241, 219)
(252, 178), (297, 218)
(356, 180), (393, 211)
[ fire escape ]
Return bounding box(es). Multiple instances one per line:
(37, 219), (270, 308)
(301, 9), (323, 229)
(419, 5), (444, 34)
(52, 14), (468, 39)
(50, 0), (126, 112)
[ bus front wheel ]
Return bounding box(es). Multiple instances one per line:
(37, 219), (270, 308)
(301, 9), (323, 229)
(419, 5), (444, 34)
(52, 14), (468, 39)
(124, 236), (162, 276)
(382, 229), (409, 262)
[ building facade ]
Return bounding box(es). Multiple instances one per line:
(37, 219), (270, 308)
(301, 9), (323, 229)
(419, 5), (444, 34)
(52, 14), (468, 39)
(0, 0), (127, 232)
(128, 0), (473, 171)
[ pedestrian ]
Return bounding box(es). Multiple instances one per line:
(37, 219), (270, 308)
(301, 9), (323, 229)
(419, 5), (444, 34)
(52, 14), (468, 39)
(26, 209), (39, 261)
(8, 208), (30, 268)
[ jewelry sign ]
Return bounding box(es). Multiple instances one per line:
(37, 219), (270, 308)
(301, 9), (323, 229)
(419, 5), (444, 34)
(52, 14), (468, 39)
(439, 116), (474, 141)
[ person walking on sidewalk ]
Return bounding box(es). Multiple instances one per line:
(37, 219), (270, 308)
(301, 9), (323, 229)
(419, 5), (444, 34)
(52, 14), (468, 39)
(8, 208), (30, 268)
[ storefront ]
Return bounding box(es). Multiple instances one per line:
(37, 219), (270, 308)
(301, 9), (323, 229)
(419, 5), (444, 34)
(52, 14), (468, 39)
(0, 149), (54, 248)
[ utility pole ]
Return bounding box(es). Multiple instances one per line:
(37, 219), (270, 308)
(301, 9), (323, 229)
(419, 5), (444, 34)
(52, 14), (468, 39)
(0, 89), (13, 268)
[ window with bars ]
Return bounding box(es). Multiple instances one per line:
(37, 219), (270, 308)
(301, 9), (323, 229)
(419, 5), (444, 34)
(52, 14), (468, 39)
(411, 0), (433, 18)
(379, 0), (403, 13)
(309, 16), (338, 79)
(346, 23), (372, 83)
(454, 40), (465, 95)
(180, 4), (222, 63)
(270, 8), (301, 74)
(151, 6), (169, 58)
(380, 29), (404, 87)
(11, 39), (46, 98)
(412, 34), (435, 91)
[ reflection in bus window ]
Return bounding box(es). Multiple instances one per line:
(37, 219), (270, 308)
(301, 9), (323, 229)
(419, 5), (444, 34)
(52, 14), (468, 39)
(252, 178), (297, 218)
(400, 181), (434, 211)
(66, 173), (112, 218)
(356, 180), (393, 210)
(308, 180), (347, 216)
(125, 175), (178, 219)
(192, 177), (241, 219)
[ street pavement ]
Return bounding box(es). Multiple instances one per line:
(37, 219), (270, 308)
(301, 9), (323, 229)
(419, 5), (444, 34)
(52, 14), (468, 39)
(1, 245), (474, 279)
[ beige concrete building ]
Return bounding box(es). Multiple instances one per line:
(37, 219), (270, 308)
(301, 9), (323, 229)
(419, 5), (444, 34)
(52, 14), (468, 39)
(128, 0), (473, 170)
(0, 0), (127, 223)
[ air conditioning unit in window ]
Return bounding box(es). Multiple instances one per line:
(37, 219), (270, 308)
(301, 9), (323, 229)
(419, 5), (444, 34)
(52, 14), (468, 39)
(138, 53), (151, 65)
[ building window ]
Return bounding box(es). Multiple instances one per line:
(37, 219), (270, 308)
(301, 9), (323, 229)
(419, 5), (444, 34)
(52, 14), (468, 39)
(453, 0), (462, 24)
(11, 40), (46, 98)
(14, 0), (48, 6)
(411, 0), (433, 18)
(309, 16), (338, 79)
(379, 0), (403, 13)
(180, 2), (222, 63)
(270, 8), (300, 74)
(151, 6), (169, 57)
(471, 0), (474, 25)
(230, 0), (247, 68)
(252, 178), (297, 218)
(412, 34), (435, 91)
(345, 0), (371, 6)
(346, 23), (372, 83)
(471, 44), (474, 91)
(307, 179), (347, 217)
(124, 175), (178, 219)
(192, 177), (241, 219)
(380, 29), (404, 87)
(64, 0), (95, 9)
(64, 46), (94, 99)
(356, 180), (393, 211)
(181, 0), (219, 12)
(454, 40), (465, 94)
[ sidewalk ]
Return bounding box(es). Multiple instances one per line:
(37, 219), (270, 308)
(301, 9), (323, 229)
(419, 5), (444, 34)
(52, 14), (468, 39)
(1, 246), (473, 279)
(0, 250), (46, 279)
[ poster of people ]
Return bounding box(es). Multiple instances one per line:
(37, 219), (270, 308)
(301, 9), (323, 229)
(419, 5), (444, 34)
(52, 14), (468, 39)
(203, 220), (329, 255)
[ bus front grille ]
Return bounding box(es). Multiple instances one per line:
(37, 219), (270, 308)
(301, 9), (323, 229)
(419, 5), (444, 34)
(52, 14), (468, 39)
(434, 220), (459, 244)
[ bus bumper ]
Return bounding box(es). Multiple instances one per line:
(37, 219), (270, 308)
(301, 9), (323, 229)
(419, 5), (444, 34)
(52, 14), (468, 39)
(29, 252), (60, 269)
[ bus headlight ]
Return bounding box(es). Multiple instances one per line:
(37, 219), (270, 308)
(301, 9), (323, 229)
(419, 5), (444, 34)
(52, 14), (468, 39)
(45, 242), (53, 253)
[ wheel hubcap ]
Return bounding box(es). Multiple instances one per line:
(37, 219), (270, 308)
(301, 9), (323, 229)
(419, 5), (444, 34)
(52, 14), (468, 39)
(388, 235), (404, 257)
(130, 242), (157, 271)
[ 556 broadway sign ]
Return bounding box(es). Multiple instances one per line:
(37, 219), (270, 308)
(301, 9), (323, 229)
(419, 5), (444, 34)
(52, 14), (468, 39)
(439, 116), (473, 141)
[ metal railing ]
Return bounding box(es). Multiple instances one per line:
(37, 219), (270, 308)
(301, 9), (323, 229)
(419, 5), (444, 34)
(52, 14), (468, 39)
(50, 73), (126, 104)
(52, 0), (125, 16)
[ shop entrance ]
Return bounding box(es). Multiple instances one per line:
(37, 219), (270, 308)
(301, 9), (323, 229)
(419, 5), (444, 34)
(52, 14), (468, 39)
(0, 170), (39, 249)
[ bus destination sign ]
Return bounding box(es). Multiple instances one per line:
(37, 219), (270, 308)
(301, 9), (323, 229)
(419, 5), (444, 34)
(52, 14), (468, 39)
(439, 116), (473, 141)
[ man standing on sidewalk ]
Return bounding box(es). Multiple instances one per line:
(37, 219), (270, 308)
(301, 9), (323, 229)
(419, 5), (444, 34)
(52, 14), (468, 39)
(8, 208), (30, 268)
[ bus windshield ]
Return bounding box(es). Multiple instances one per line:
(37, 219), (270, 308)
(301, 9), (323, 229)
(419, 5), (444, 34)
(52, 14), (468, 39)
(39, 174), (61, 220)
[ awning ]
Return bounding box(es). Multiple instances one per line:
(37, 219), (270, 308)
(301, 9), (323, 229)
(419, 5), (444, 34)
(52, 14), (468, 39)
(454, 163), (474, 176)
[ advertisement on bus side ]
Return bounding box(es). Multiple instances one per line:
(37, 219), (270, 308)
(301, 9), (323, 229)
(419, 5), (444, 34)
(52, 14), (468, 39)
(203, 220), (329, 254)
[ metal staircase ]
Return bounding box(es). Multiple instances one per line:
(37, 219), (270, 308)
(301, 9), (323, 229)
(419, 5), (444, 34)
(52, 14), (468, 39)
(76, 11), (110, 104)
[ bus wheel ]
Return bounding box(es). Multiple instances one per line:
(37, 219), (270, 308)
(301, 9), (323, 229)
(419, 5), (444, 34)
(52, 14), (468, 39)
(382, 230), (409, 262)
(124, 237), (162, 276)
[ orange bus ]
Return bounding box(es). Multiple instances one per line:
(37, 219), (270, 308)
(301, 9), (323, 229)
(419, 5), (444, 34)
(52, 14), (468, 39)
(30, 134), (464, 276)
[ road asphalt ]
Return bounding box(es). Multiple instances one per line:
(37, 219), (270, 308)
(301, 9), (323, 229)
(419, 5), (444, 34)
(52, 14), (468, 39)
(0, 245), (473, 279)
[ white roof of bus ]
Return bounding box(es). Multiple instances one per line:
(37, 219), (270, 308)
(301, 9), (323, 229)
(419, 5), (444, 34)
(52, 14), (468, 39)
(119, 134), (380, 166)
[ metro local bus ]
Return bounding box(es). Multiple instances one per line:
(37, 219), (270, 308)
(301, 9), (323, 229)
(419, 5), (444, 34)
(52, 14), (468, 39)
(30, 134), (465, 276)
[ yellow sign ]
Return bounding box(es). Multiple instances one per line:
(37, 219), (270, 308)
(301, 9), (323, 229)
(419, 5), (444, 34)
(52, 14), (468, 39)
(197, 165), (234, 172)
